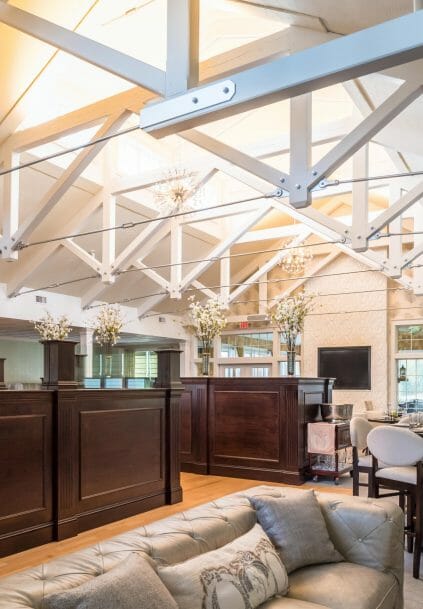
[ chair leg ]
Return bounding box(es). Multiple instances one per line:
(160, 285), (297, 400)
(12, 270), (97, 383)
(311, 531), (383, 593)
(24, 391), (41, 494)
(406, 494), (414, 554)
(413, 468), (422, 579)
(367, 470), (376, 498)
(352, 467), (359, 496)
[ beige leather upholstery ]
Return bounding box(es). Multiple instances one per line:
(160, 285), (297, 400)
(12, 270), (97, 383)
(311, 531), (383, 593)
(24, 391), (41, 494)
(287, 562), (398, 609)
(376, 466), (417, 485)
(0, 486), (404, 609)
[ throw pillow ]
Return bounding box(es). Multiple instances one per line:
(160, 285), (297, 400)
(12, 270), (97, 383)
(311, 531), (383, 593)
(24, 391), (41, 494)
(250, 490), (343, 573)
(158, 523), (288, 609)
(44, 553), (178, 609)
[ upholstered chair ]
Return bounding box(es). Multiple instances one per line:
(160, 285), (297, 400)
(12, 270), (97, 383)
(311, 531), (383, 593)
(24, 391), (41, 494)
(350, 417), (375, 497)
(367, 426), (423, 579)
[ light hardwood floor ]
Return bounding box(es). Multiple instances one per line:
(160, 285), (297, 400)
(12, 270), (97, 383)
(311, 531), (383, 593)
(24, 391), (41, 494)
(0, 473), (351, 578)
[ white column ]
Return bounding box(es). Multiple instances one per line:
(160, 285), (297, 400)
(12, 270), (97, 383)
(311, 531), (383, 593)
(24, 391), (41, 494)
(259, 273), (267, 314)
(79, 328), (94, 377)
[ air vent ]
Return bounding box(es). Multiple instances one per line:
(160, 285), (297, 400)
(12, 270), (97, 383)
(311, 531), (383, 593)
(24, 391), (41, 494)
(158, 316), (166, 323)
(36, 295), (47, 304)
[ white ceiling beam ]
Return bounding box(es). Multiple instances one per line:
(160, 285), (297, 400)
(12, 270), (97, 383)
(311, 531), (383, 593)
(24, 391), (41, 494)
(136, 262), (169, 291)
(1, 151), (19, 261)
(270, 250), (343, 306)
(180, 203), (273, 290)
(308, 81), (422, 191)
(7, 189), (104, 298)
(191, 280), (217, 300)
(180, 130), (291, 190)
(3, 25), (318, 152)
(351, 145), (369, 252)
(141, 11), (423, 135)
(62, 239), (101, 274)
(238, 224), (305, 243)
(229, 227), (312, 303)
(113, 219), (171, 274)
(166, 0), (199, 95)
(0, 1), (165, 95)
(170, 218), (183, 298)
(81, 220), (172, 309)
(7, 111), (131, 251)
(289, 93), (312, 208)
(220, 256), (231, 307)
(388, 185), (403, 275)
(137, 293), (168, 319)
(342, 80), (410, 173)
(101, 192), (116, 284)
(367, 178), (423, 239)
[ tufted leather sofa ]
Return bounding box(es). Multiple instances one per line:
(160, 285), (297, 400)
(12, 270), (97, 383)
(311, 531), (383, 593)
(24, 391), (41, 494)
(0, 486), (404, 609)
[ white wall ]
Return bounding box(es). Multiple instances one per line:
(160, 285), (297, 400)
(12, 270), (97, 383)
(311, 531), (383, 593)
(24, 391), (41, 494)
(302, 255), (388, 413)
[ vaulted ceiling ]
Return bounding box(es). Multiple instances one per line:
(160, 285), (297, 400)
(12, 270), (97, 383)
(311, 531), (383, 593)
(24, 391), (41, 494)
(0, 0), (422, 325)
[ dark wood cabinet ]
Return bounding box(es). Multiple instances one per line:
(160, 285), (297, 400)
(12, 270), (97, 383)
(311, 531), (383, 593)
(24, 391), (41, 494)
(0, 387), (182, 557)
(180, 377), (333, 485)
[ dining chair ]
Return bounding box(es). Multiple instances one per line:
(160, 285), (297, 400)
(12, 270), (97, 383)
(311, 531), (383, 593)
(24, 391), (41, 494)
(367, 426), (423, 579)
(350, 417), (375, 497)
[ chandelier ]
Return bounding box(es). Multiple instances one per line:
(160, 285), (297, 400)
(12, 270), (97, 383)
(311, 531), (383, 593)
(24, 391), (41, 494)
(279, 241), (313, 275)
(153, 168), (203, 215)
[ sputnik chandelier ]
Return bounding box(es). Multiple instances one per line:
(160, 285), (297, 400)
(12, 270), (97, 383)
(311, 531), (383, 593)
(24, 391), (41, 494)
(279, 241), (313, 275)
(153, 168), (204, 215)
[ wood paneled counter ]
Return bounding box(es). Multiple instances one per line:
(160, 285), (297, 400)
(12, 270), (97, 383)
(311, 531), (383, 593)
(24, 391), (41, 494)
(0, 387), (182, 557)
(180, 377), (333, 485)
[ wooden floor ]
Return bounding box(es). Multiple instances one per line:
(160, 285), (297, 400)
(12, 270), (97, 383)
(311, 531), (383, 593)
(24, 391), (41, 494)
(0, 473), (351, 578)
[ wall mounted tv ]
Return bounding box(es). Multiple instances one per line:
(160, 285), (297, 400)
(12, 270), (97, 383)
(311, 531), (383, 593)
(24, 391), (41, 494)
(318, 346), (371, 390)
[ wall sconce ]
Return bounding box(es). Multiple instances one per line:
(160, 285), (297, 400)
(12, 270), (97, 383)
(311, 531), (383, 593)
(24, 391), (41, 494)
(397, 364), (407, 383)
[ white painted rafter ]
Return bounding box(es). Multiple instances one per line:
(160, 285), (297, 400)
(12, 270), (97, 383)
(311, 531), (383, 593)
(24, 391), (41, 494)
(166, 0), (199, 95)
(228, 227), (312, 304)
(141, 11), (423, 135)
(0, 1), (165, 94)
(63, 239), (101, 274)
(5, 111), (131, 253)
(1, 151), (19, 261)
(270, 250), (343, 306)
(7, 188), (105, 298)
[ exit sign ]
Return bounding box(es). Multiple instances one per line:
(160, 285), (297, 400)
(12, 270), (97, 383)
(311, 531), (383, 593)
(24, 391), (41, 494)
(239, 321), (249, 329)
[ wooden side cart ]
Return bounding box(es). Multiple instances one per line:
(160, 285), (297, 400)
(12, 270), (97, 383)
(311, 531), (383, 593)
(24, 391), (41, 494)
(307, 421), (352, 484)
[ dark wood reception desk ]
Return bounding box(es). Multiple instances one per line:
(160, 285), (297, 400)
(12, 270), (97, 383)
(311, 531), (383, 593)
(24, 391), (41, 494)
(180, 377), (333, 485)
(0, 386), (182, 557)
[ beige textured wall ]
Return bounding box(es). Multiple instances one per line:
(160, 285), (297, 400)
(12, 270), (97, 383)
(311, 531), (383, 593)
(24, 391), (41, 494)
(301, 255), (388, 413)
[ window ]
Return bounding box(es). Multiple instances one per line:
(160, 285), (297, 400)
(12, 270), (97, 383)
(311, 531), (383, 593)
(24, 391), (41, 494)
(134, 351), (158, 379)
(279, 333), (301, 355)
(224, 367), (241, 377)
(220, 332), (273, 358)
(279, 361), (301, 376)
(397, 325), (423, 351)
(397, 359), (423, 411)
(252, 367), (270, 377)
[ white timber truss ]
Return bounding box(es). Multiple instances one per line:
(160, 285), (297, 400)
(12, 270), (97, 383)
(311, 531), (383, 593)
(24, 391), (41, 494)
(0, 0), (423, 318)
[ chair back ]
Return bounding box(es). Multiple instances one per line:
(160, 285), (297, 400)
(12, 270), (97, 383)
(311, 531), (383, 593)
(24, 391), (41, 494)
(367, 426), (423, 466)
(350, 417), (373, 451)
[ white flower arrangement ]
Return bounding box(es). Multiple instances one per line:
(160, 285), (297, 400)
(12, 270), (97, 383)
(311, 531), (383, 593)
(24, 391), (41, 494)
(93, 305), (123, 347)
(270, 292), (314, 351)
(187, 296), (227, 352)
(34, 312), (72, 341)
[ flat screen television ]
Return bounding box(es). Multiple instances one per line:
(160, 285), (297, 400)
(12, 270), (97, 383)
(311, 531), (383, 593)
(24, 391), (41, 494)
(318, 346), (371, 390)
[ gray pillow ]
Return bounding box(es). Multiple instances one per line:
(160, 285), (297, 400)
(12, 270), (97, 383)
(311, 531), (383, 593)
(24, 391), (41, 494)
(158, 523), (288, 609)
(250, 490), (343, 573)
(44, 553), (178, 609)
